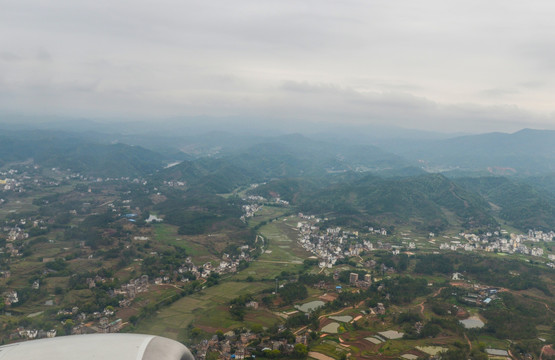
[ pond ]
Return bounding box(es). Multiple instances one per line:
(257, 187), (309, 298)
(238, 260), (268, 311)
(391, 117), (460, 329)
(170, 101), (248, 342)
(459, 316), (485, 329)
(295, 300), (325, 313)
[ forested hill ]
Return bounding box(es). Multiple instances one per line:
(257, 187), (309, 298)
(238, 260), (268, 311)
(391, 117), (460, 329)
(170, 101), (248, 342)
(0, 131), (165, 177)
(454, 176), (555, 231)
(154, 133), (555, 233)
(380, 128), (555, 175)
(290, 173), (497, 232)
(156, 134), (415, 193)
(5, 127), (555, 232)
(249, 170), (555, 232)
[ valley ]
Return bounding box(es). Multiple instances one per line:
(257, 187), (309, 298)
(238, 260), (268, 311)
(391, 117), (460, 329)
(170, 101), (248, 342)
(0, 128), (554, 359)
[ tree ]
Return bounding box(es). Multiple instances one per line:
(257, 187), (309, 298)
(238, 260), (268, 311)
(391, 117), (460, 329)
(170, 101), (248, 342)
(420, 323), (441, 338)
(206, 352), (219, 360)
(279, 283), (308, 305)
(129, 315), (138, 326)
(293, 343), (308, 358)
(191, 327), (202, 338)
(251, 324), (264, 334)
(64, 319), (74, 335)
(229, 305), (246, 321)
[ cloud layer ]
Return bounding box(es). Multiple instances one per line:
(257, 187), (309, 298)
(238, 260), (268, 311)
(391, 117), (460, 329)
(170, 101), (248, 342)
(1, 0), (555, 132)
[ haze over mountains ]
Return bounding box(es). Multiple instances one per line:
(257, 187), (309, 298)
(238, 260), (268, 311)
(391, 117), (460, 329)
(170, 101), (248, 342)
(380, 128), (555, 176)
(3, 120), (555, 174)
(2, 121), (555, 232)
(1, 120), (555, 358)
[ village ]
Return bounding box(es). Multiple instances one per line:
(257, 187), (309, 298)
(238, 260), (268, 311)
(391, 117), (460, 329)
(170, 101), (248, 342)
(0, 167), (263, 344)
(291, 211), (555, 270)
(194, 329), (310, 360)
(439, 230), (554, 258)
(0, 168), (554, 359)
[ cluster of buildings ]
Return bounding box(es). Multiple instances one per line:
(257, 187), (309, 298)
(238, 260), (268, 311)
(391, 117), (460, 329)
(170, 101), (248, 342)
(439, 230), (553, 258)
(8, 328), (56, 341)
(63, 170), (143, 184)
(349, 272), (373, 289)
(0, 220), (47, 258)
(3, 242), (22, 257)
(55, 306), (122, 335)
(273, 198), (289, 206)
(177, 253), (251, 281)
(0, 165), (104, 193)
(296, 217), (387, 269)
(195, 332), (257, 360)
(454, 283), (500, 307)
(0, 168), (28, 192)
(85, 275), (107, 289)
(4, 305), (121, 340)
(3, 290), (18, 305)
(0, 177), (24, 192)
(56, 306), (81, 317)
(162, 180), (186, 188)
(245, 195), (265, 202)
(112, 275), (149, 307)
(94, 318), (123, 334)
(243, 193), (289, 208)
(1, 165), (64, 191)
(3, 226), (29, 242)
(245, 189), (290, 207)
(525, 229), (555, 242)
(58, 306), (114, 321)
(371, 302), (386, 315)
(547, 252), (555, 268)
(195, 331), (308, 360)
(240, 203), (262, 222)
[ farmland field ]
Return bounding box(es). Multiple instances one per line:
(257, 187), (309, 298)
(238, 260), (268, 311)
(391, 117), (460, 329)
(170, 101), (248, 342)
(134, 207), (311, 341)
(134, 281), (278, 342)
(234, 215), (310, 280)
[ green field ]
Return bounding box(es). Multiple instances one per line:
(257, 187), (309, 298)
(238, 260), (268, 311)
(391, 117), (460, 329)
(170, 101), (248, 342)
(310, 339), (350, 359)
(0, 197), (37, 217)
(151, 223), (213, 262)
(234, 218), (310, 280)
(134, 207), (311, 341)
(246, 205), (288, 228)
(135, 281), (278, 342)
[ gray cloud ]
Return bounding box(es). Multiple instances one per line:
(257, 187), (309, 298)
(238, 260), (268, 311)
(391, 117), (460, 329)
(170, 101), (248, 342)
(1, 0), (555, 132)
(480, 88), (519, 97)
(36, 49), (52, 62)
(0, 52), (22, 62)
(518, 81), (546, 89)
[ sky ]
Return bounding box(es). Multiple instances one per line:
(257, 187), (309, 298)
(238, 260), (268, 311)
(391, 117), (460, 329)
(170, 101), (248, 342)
(1, 0), (555, 133)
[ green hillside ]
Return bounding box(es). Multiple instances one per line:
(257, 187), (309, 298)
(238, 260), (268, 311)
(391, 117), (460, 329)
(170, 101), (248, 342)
(385, 128), (555, 175)
(156, 135), (414, 194)
(294, 173), (497, 232)
(455, 176), (555, 230)
(0, 131), (165, 177)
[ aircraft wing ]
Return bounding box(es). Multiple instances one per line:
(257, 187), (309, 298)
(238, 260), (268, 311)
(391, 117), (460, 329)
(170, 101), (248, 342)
(0, 333), (194, 360)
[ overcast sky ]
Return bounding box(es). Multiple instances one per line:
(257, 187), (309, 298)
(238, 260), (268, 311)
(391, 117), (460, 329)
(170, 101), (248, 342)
(1, 0), (555, 133)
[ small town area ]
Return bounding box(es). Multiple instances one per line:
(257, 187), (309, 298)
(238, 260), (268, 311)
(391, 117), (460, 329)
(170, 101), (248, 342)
(1, 170), (554, 360)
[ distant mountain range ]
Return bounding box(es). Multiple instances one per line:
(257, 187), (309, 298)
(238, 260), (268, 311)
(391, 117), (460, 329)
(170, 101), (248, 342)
(0, 131), (164, 177)
(3, 125), (555, 231)
(156, 134), (413, 192)
(379, 128), (555, 176)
